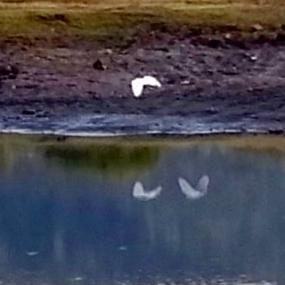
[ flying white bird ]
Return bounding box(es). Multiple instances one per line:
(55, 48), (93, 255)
(178, 175), (210, 200)
(131, 75), (162, 97)
(132, 181), (162, 201)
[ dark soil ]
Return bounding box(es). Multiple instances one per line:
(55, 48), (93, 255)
(0, 29), (285, 135)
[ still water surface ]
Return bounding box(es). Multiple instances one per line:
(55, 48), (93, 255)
(0, 135), (285, 285)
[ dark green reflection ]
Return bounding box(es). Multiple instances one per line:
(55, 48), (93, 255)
(0, 144), (5, 170)
(0, 139), (17, 172)
(44, 144), (160, 180)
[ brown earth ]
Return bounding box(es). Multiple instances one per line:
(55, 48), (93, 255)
(0, 28), (285, 134)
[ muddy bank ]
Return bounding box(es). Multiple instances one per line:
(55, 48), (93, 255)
(0, 33), (285, 136)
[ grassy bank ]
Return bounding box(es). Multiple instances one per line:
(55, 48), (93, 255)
(0, 0), (285, 44)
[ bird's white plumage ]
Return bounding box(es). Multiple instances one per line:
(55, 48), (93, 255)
(131, 78), (144, 97)
(142, 76), (162, 87)
(131, 75), (162, 97)
(196, 175), (210, 192)
(178, 175), (210, 200)
(132, 181), (162, 201)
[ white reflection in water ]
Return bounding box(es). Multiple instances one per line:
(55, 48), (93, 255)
(178, 175), (210, 200)
(1, 136), (285, 284)
(132, 181), (162, 201)
(25, 251), (39, 256)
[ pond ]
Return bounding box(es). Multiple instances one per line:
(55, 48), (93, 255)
(0, 135), (285, 285)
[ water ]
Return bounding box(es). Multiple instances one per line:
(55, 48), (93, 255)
(0, 135), (285, 285)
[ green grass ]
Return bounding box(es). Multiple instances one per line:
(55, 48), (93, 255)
(0, 0), (285, 43)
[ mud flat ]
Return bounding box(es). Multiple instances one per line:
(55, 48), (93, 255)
(1, 38), (285, 136)
(1, 2), (285, 136)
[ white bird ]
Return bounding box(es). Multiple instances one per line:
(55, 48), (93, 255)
(131, 75), (162, 97)
(132, 181), (162, 201)
(178, 175), (210, 200)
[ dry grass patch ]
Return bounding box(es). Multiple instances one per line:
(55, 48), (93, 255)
(0, 0), (285, 43)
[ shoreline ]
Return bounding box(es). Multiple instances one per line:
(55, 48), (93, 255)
(0, 110), (284, 137)
(1, 2), (285, 137)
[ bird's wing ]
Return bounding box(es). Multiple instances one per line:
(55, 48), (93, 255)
(132, 182), (162, 201)
(143, 76), (162, 87)
(132, 181), (145, 198)
(196, 175), (210, 193)
(148, 185), (162, 198)
(131, 78), (143, 97)
(178, 177), (203, 199)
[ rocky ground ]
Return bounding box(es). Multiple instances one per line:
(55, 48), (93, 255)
(1, 30), (285, 135)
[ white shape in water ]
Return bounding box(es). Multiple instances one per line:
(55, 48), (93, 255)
(178, 175), (210, 200)
(132, 181), (162, 201)
(26, 251), (39, 256)
(118, 246), (128, 251)
(69, 277), (85, 282)
(131, 75), (162, 97)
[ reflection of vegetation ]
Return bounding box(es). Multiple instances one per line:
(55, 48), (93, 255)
(44, 144), (160, 180)
(186, 135), (285, 157)
(0, 145), (6, 170)
(0, 139), (18, 172)
(1, 134), (285, 177)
